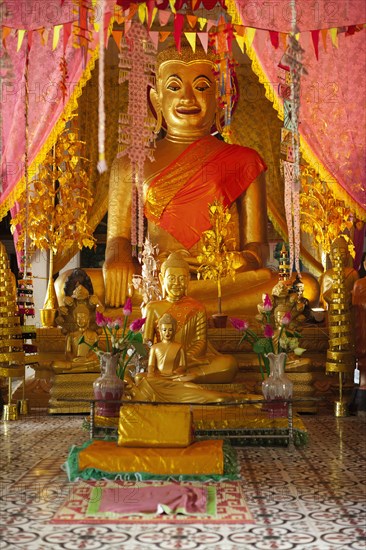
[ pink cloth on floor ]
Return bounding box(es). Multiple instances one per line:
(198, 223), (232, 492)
(98, 485), (207, 514)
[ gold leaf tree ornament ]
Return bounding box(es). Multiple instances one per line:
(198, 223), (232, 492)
(300, 168), (355, 270)
(197, 200), (236, 316)
(11, 117), (96, 325)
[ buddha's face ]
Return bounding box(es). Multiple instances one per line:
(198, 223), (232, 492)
(160, 322), (174, 342)
(161, 266), (189, 300)
(76, 312), (89, 330)
(156, 60), (217, 138)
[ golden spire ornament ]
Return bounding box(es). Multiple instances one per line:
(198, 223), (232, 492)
(0, 241), (25, 420)
(325, 238), (355, 417)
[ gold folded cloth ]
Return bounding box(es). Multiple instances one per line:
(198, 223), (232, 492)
(118, 404), (192, 448)
(78, 439), (224, 475)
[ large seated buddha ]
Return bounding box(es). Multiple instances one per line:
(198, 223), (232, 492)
(102, 45), (319, 316)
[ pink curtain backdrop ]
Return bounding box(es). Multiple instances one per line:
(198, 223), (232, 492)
(1, 0), (365, 227)
(234, 0), (366, 215)
(0, 0), (116, 218)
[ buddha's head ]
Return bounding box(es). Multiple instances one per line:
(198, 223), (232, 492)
(73, 303), (90, 330)
(158, 313), (177, 342)
(160, 252), (190, 301)
(151, 47), (218, 140)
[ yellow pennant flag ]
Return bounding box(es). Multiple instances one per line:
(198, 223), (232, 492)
(52, 24), (62, 50)
(245, 27), (256, 48)
(235, 33), (245, 53)
(168, 0), (176, 14)
(197, 17), (207, 30)
(150, 7), (158, 26)
(329, 27), (338, 47)
(184, 32), (196, 52)
(138, 3), (146, 24)
(17, 29), (26, 51)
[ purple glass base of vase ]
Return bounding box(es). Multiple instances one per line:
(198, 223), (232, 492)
(94, 390), (122, 418)
(263, 399), (289, 418)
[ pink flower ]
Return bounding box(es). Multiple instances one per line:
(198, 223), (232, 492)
(130, 317), (146, 331)
(96, 311), (107, 327)
(264, 324), (274, 338)
(281, 312), (291, 325)
(123, 297), (133, 316)
(262, 294), (273, 312)
(230, 317), (249, 331)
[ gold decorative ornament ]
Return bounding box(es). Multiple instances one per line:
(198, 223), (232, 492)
(0, 241), (25, 420)
(10, 116), (96, 326)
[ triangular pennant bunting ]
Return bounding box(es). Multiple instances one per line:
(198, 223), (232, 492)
(187, 15), (197, 29)
(17, 29), (26, 51)
(330, 27), (338, 47)
(184, 32), (196, 51)
(112, 30), (123, 49)
(159, 31), (171, 42)
(149, 30), (159, 49)
(52, 24), (62, 50)
(2, 26), (11, 47)
(245, 27), (256, 48)
(158, 10), (171, 26)
(321, 28), (328, 51)
(197, 32), (208, 52)
(311, 29), (320, 59)
(63, 22), (72, 52)
(198, 17), (207, 30)
(235, 33), (245, 52)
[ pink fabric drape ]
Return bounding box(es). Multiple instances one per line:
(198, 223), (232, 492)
(0, 0), (116, 219)
(234, 0), (366, 215)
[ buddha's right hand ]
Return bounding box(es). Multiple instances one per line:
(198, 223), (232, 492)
(103, 259), (136, 307)
(104, 237), (140, 307)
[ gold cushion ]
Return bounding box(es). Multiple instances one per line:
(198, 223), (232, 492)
(118, 404), (192, 448)
(79, 439), (224, 475)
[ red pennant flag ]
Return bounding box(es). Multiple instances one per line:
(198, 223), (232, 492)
(174, 13), (184, 52)
(269, 30), (279, 49)
(63, 22), (72, 53)
(27, 30), (33, 50)
(311, 29), (320, 60)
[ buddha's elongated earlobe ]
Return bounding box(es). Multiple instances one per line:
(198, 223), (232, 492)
(154, 109), (163, 135)
(149, 87), (162, 134)
(215, 109), (223, 134)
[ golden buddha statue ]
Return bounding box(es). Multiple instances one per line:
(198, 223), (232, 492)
(104, 45), (320, 315)
(53, 303), (100, 374)
(126, 253), (243, 403)
(144, 252), (238, 383)
(147, 313), (187, 379)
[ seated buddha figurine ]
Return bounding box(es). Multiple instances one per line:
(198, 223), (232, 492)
(53, 303), (100, 374)
(147, 313), (187, 379)
(104, 45), (320, 315)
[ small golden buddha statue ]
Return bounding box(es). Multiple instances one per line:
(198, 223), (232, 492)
(147, 313), (187, 379)
(104, 45), (320, 315)
(53, 303), (100, 374)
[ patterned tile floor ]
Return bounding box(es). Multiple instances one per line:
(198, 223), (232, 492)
(0, 409), (365, 550)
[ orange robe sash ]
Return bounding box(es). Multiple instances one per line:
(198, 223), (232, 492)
(145, 135), (267, 249)
(166, 296), (205, 334)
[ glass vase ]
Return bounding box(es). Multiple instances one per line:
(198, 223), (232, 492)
(262, 352), (293, 401)
(93, 353), (124, 417)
